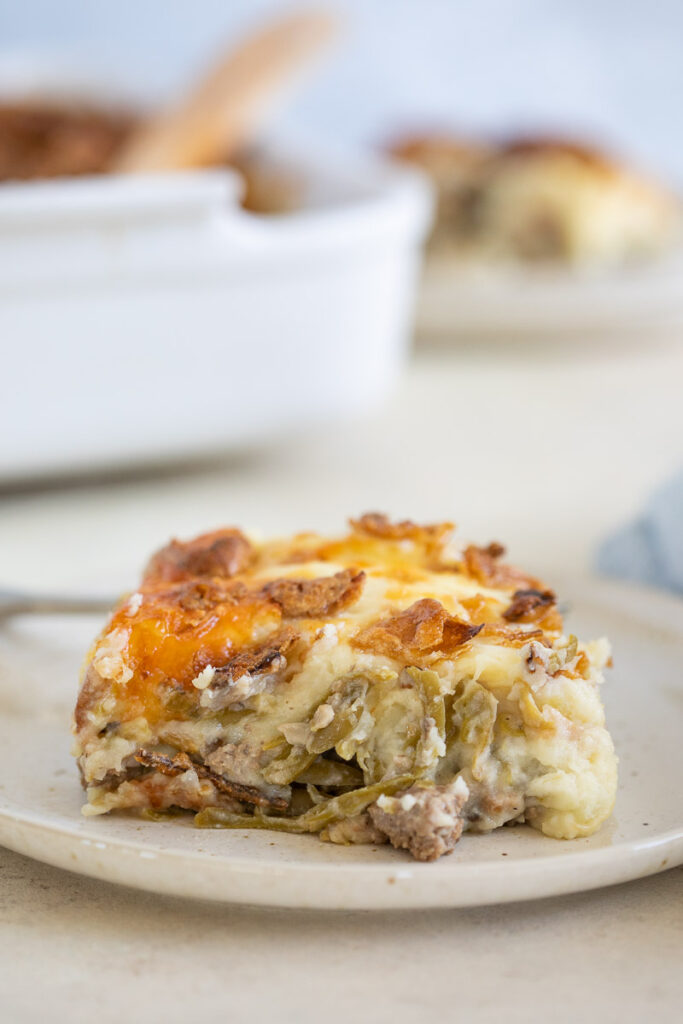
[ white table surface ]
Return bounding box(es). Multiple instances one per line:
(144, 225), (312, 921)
(1, 340), (682, 1021)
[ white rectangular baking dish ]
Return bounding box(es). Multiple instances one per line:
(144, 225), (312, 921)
(0, 143), (432, 482)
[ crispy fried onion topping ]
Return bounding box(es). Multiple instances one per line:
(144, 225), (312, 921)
(353, 598), (482, 660)
(503, 588), (557, 622)
(134, 749), (288, 810)
(349, 512), (454, 543)
(262, 568), (365, 617)
(210, 628), (299, 688)
(174, 579), (248, 613)
(462, 542), (536, 588)
(143, 528), (253, 583)
(481, 623), (545, 646)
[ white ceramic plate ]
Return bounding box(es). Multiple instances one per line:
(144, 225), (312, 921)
(416, 249), (683, 341)
(0, 578), (681, 910)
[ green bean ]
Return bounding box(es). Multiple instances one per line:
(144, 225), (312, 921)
(406, 667), (446, 737)
(139, 806), (187, 821)
(195, 808), (312, 833)
(261, 747), (317, 785)
(294, 758), (364, 788)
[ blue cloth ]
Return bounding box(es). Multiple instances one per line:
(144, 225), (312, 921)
(597, 471), (683, 595)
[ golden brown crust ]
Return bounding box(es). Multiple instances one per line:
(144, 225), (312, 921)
(497, 137), (617, 176)
(75, 516), (562, 733)
(392, 132), (617, 180)
(503, 588), (556, 621)
(389, 134), (492, 173)
(75, 515), (564, 745)
(144, 528), (254, 583)
(350, 513), (453, 543)
(480, 623), (545, 646)
(261, 569), (365, 617)
(462, 543), (538, 589)
(174, 579), (248, 613)
(211, 628), (299, 687)
(502, 588), (562, 632)
(353, 597), (482, 662)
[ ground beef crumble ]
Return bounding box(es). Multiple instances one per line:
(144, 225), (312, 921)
(368, 782), (468, 861)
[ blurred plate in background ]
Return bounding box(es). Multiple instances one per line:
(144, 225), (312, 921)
(416, 246), (683, 342)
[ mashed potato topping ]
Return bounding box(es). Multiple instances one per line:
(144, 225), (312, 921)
(72, 515), (617, 860)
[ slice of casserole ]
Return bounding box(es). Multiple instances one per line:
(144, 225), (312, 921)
(73, 515), (617, 861)
(392, 133), (677, 268)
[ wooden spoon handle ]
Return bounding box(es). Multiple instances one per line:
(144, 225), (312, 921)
(114, 11), (338, 173)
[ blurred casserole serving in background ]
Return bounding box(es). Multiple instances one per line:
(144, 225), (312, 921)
(392, 132), (678, 269)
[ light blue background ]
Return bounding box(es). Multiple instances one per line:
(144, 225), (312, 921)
(1, 0), (681, 182)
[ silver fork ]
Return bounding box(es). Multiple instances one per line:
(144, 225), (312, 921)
(0, 587), (117, 621)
